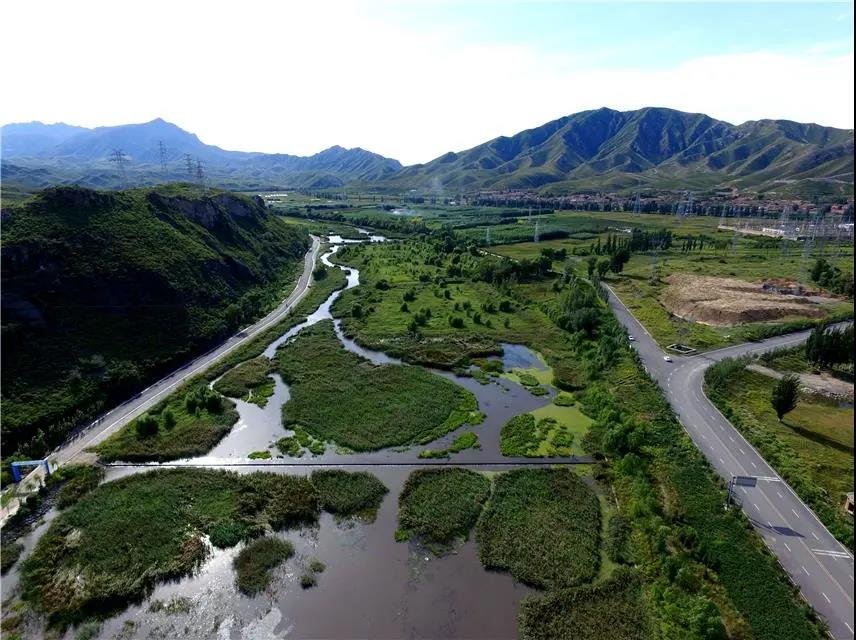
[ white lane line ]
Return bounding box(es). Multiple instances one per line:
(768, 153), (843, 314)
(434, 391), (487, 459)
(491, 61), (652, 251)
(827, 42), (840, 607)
(719, 457), (725, 464)
(812, 531), (820, 541)
(792, 509), (801, 519)
(784, 542), (793, 552)
(753, 503), (760, 511)
(812, 548), (853, 559)
(822, 592), (831, 603)
(739, 447), (746, 454)
(802, 565), (810, 576)
(777, 491), (784, 498)
(750, 461), (758, 469)
(729, 436), (735, 442)
(845, 622), (853, 634)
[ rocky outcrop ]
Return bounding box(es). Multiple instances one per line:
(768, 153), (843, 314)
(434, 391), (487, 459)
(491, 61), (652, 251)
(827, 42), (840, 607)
(147, 192), (265, 230)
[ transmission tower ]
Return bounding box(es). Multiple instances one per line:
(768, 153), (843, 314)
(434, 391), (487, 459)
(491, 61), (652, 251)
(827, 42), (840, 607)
(109, 149), (129, 186)
(632, 190), (642, 215)
(485, 226), (491, 247)
(534, 219), (540, 243)
(731, 209), (742, 256)
(157, 140), (168, 174)
(528, 206), (532, 224)
(195, 158), (205, 185)
(779, 206), (791, 258)
(184, 154), (194, 181)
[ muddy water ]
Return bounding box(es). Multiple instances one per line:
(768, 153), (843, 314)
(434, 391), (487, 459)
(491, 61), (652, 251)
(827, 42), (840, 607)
(82, 466), (531, 640)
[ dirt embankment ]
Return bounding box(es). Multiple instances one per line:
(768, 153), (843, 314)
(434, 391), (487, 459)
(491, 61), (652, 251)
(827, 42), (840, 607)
(662, 274), (827, 326)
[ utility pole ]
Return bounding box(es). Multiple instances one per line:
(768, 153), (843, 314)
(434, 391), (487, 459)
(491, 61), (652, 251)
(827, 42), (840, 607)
(109, 149), (129, 187)
(157, 140), (168, 175)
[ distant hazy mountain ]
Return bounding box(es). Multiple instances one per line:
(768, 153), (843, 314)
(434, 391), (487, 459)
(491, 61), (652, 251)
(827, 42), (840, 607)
(387, 107), (854, 197)
(1, 118), (402, 190)
(2, 108), (852, 196)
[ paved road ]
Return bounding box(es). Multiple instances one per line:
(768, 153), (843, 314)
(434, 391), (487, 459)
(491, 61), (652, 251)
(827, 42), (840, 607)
(604, 284), (854, 639)
(50, 235), (322, 466)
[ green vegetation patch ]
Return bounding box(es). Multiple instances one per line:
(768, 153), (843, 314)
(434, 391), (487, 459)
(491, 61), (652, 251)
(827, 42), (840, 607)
(49, 464), (105, 510)
(95, 384), (237, 462)
(213, 357), (275, 406)
(276, 320), (478, 451)
(476, 468), (600, 588)
(706, 362), (854, 548)
(233, 537), (294, 595)
(397, 468), (491, 548)
(1, 541), (24, 575)
(501, 404), (591, 457)
(418, 431), (480, 458)
(20, 469), (318, 620)
(518, 569), (648, 640)
(310, 470), (389, 518)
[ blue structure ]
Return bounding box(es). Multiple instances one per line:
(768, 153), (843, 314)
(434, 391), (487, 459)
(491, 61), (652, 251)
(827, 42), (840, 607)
(10, 459), (51, 483)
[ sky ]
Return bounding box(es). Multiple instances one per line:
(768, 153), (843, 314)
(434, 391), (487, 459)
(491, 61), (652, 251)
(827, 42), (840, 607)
(1, 0), (853, 165)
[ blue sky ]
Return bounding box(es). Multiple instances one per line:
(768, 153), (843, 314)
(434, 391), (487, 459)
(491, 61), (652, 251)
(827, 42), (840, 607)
(2, 1), (853, 164)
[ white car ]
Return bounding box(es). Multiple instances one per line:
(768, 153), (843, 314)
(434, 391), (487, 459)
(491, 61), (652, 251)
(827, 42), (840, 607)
(663, 355), (673, 363)
(628, 335), (635, 341)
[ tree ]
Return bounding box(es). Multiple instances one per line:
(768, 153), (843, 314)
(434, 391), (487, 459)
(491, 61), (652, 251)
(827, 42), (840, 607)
(586, 255), (597, 279)
(596, 257), (610, 278)
(771, 374), (800, 421)
(609, 248), (631, 274)
(161, 408), (176, 430)
(136, 413), (159, 438)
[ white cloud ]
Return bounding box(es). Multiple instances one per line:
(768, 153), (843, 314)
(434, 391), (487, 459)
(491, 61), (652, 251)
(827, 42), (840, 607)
(1, 0), (852, 165)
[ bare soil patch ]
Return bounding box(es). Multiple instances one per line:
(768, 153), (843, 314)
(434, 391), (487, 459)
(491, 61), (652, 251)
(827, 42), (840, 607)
(662, 274), (826, 326)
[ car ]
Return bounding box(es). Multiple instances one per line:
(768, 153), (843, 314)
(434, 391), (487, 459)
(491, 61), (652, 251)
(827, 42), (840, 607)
(628, 335), (635, 341)
(663, 355), (673, 362)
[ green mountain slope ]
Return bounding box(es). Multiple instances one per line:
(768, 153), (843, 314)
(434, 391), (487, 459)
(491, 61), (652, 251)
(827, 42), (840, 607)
(1, 185), (309, 457)
(384, 107), (854, 195)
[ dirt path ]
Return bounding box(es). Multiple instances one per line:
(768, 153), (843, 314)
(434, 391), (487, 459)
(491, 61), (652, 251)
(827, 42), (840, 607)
(746, 363), (854, 400)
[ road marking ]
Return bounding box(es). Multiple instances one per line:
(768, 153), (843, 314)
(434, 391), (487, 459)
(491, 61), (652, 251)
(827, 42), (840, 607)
(802, 565), (810, 576)
(845, 622), (853, 634)
(701, 434), (707, 440)
(812, 548), (852, 559)
(739, 447), (746, 454)
(812, 531), (820, 541)
(822, 592), (831, 603)
(792, 509), (801, 518)
(784, 542), (792, 552)
(750, 461), (757, 469)
(777, 491), (784, 498)
(753, 503), (760, 511)
(719, 457), (725, 464)
(729, 436), (735, 442)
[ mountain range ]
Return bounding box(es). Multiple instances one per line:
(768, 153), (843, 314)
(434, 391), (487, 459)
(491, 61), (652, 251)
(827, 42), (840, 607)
(2, 108), (853, 196)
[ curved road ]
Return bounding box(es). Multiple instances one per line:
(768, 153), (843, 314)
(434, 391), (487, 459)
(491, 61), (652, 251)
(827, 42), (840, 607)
(51, 235), (322, 467)
(605, 284), (854, 639)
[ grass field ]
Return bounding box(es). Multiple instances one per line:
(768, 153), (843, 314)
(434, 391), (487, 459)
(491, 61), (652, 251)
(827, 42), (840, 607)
(518, 569), (648, 640)
(397, 468), (491, 549)
(476, 468), (601, 589)
(706, 365), (854, 547)
(490, 212), (853, 351)
(501, 401), (593, 457)
(275, 320), (480, 451)
(95, 383), (238, 462)
(213, 357), (275, 406)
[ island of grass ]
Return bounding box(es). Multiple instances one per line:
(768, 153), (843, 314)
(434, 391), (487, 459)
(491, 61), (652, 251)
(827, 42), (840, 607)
(418, 431), (480, 458)
(476, 468), (600, 589)
(518, 568), (648, 640)
(397, 468), (491, 550)
(20, 467), (385, 620)
(233, 537), (294, 595)
(311, 469), (388, 518)
(275, 320), (480, 451)
(213, 357), (275, 406)
(95, 384), (238, 462)
(501, 402), (592, 457)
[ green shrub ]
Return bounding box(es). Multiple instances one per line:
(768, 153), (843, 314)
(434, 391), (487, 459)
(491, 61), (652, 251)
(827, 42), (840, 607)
(310, 470), (388, 517)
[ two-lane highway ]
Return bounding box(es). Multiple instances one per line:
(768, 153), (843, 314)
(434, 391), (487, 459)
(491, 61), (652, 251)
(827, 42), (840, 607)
(605, 284), (854, 639)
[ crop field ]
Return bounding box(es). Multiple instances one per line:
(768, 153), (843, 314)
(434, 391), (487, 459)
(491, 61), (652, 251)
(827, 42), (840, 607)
(397, 468), (491, 548)
(275, 320), (480, 450)
(706, 363), (854, 547)
(476, 468), (601, 589)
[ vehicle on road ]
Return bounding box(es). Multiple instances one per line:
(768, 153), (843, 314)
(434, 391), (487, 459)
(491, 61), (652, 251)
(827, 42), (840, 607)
(663, 355), (673, 362)
(628, 335), (635, 341)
